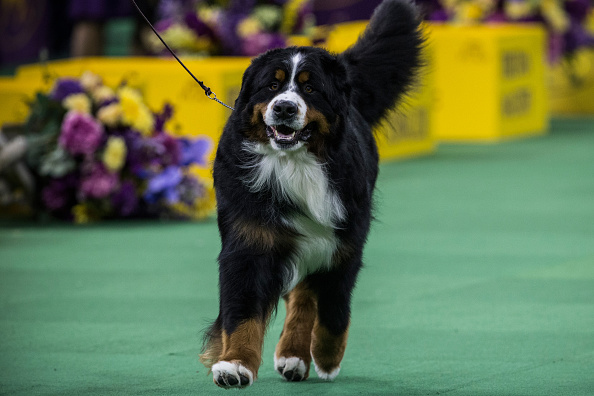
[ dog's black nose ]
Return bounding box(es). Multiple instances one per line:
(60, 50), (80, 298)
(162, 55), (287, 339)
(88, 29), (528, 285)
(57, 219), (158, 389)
(273, 101), (298, 120)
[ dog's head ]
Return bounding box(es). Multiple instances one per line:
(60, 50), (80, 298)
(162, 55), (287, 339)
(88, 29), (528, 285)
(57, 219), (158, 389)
(233, 47), (349, 155)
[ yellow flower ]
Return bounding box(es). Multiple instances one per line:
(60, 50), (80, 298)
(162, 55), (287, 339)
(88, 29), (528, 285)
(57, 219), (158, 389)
(281, 0), (308, 34)
(97, 103), (122, 127)
(237, 17), (262, 38)
(80, 71), (102, 91)
(457, 3), (485, 23)
(63, 93), (91, 114)
(161, 23), (199, 50)
(72, 204), (92, 224)
(102, 136), (127, 172)
(505, 1), (532, 20)
(169, 186), (216, 220)
(118, 86), (154, 136)
(198, 6), (221, 26)
(540, 0), (570, 33)
(92, 85), (116, 104)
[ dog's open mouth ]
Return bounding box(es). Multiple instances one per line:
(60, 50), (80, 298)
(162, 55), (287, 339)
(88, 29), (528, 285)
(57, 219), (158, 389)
(266, 124), (313, 149)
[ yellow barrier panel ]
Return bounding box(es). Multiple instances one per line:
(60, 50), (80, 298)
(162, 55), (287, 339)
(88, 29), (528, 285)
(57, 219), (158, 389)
(428, 24), (548, 142)
(0, 76), (50, 124)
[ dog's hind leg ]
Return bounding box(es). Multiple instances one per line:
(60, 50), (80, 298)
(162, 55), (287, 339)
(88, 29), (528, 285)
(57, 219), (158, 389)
(310, 319), (349, 381)
(211, 317), (269, 388)
(274, 282), (317, 381)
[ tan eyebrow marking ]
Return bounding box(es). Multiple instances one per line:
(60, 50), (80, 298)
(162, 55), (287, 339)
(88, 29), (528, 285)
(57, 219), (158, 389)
(298, 71), (310, 84)
(275, 69), (286, 82)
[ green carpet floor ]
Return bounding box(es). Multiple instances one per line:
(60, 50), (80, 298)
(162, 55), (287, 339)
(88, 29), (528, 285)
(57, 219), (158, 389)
(1, 118), (593, 395)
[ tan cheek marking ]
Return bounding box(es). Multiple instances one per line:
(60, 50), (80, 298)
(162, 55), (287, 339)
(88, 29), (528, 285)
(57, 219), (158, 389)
(305, 108), (330, 135)
(275, 69), (286, 83)
(247, 102), (270, 142)
(251, 102), (268, 125)
(298, 71), (310, 84)
(219, 318), (268, 378)
(310, 321), (349, 374)
(275, 283), (317, 378)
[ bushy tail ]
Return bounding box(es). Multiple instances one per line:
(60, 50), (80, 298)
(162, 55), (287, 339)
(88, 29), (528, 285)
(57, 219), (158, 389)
(339, 0), (424, 127)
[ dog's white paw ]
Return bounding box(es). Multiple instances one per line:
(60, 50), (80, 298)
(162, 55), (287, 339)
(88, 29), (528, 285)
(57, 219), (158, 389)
(274, 355), (308, 381)
(312, 357), (341, 381)
(212, 361), (254, 388)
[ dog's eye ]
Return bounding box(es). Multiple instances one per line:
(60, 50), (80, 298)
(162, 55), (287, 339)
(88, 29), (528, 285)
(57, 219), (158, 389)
(270, 82), (279, 91)
(304, 84), (313, 94)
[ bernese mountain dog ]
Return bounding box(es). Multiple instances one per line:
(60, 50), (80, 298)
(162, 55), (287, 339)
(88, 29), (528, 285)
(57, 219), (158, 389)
(200, 0), (424, 388)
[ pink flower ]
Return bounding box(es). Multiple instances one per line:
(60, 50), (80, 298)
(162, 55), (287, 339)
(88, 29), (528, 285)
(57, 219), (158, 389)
(80, 162), (118, 199)
(59, 111), (104, 155)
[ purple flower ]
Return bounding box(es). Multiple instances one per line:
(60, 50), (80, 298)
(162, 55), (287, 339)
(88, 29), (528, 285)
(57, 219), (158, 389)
(41, 174), (78, 211)
(51, 78), (85, 101)
(125, 129), (182, 176)
(154, 103), (174, 133)
(564, 0), (590, 23)
(218, 12), (246, 55)
(228, 0), (257, 14)
(563, 22), (594, 56)
(155, 18), (175, 32)
(112, 180), (138, 216)
(241, 32), (286, 57)
(293, 2), (314, 33)
(80, 162), (119, 199)
(177, 174), (204, 205)
(59, 112), (104, 156)
(158, 0), (199, 20)
(180, 137), (211, 166)
(184, 12), (215, 38)
(144, 166), (183, 204)
(152, 132), (182, 167)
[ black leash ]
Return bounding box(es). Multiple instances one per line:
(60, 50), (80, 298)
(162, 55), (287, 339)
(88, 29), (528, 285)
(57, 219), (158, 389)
(131, 0), (235, 111)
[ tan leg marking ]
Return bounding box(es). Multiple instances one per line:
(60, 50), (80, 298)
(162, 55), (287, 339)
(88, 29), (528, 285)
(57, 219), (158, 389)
(275, 282), (317, 379)
(199, 328), (223, 369)
(311, 321), (349, 380)
(218, 318), (268, 378)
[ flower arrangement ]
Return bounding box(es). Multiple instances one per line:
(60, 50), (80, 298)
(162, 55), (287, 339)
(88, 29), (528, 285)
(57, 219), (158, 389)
(24, 71), (215, 223)
(418, 0), (594, 62)
(148, 0), (315, 57)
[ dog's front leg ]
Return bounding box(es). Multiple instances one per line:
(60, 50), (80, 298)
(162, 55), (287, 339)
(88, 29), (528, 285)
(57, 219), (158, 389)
(274, 281), (317, 381)
(209, 251), (283, 389)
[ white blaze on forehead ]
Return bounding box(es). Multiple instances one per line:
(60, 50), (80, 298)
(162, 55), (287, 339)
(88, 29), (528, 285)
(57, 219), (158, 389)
(263, 51), (307, 133)
(288, 52), (303, 91)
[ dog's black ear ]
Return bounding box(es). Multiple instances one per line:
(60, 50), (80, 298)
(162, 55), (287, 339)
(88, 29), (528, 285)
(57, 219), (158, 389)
(234, 63), (256, 111)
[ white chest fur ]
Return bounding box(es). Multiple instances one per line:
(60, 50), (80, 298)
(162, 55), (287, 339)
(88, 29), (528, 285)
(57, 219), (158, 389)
(243, 143), (346, 289)
(243, 143), (345, 227)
